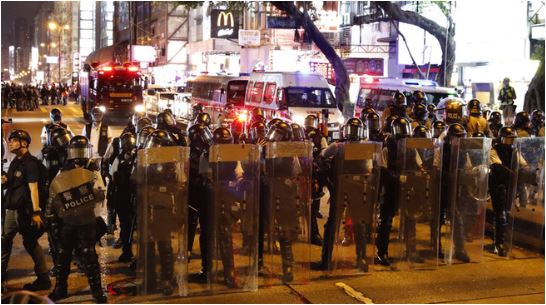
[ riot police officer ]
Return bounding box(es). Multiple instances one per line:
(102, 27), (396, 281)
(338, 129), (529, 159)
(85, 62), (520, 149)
(139, 130), (185, 295)
(376, 117), (413, 266)
(187, 122), (213, 282)
(432, 121), (446, 139)
(42, 127), (71, 181)
(109, 132), (137, 262)
(531, 110), (545, 137)
(513, 112), (533, 137)
(194, 111), (212, 128)
(465, 99), (490, 137)
(41, 108), (73, 146)
(427, 104), (437, 123)
(191, 104), (204, 121)
(156, 111), (187, 146)
(46, 135), (107, 302)
(489, 127), (519, 257)
(315, 118), (377, 271)
(488, 111), (503, 139)
(137, 126), (156, 150)
(365, 111), (385, 143)
(411, 103), (431, 130)
(381, 92), (410, 126)
(411, 90), (428, 106)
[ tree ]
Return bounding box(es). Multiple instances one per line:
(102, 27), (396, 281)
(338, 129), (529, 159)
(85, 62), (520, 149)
(271, 2), (352, 117)
(523, 44), (545, 112)
(371, 2), (456, 87)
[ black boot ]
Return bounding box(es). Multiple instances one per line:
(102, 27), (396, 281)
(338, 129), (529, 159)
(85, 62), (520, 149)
(279, 239), (294, 283)
(494, 212), (508, 257)
(23, 273), (51, 291)
(48, 282), (68, 301)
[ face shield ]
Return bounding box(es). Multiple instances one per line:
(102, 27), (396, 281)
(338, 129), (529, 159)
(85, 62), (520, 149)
(67, 146), (92, 160)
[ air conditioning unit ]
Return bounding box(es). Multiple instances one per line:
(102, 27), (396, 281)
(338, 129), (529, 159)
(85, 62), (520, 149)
(322, 32), (340, 47)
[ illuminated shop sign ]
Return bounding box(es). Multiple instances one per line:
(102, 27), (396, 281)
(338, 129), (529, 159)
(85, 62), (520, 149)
(211, 9), (239, 39)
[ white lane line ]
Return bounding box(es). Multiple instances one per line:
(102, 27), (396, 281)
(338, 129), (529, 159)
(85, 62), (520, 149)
(335, 282), (374, 304)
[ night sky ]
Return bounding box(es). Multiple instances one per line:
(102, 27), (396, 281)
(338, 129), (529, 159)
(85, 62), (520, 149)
(1, 1), (42, 45)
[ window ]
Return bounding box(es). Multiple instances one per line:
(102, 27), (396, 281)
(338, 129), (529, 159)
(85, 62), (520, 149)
(263, 82), (276, 104)
(80, 29), (93, 39)
(285, 87), (336, 108)
(245, 81), (254, 102)
(80, 11), (93, 20)
(81, 20), (93, 29)
(251, 82), (264, 103)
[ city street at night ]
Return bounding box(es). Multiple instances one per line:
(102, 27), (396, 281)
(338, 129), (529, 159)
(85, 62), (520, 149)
(1, 1), (545, 304)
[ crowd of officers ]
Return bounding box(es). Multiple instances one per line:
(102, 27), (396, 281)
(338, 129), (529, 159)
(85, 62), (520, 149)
(1, 82), (79, 111)
(1, 89), (544, 302)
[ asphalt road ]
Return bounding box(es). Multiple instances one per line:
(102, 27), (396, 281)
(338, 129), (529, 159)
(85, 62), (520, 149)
(1, 101), (544, 303)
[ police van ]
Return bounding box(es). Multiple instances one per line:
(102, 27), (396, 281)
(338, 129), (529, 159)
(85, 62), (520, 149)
(245, 71), (344, 140)
(354, 76), (458, 118)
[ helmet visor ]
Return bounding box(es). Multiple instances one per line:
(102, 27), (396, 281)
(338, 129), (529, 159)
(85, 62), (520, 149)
(67, 146), (92, 160)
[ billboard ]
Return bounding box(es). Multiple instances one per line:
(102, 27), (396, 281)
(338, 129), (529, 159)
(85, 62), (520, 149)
(239, 30), (260, 47)
(211, 9), (239, 39)
(46, 56), (59, 64)
(131, 45), (156, 63)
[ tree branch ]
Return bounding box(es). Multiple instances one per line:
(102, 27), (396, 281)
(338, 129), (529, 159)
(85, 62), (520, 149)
(390, 20), (426, 79)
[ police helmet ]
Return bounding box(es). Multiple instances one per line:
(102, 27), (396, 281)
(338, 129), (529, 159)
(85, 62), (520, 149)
(131, 111), (147, 127)
(145, 130), (175, 148)
(393, 91), (407, 106)
(304, 115), (318, 130)
(49, 127), (71, 148)
(365, 111), (381, 134)
(67, 135), (92, 161)
(411, 90), (428, 105)
(266, 121), (292, 142)
(213, 127), (233, 144)
(267, 118), (283, 130)
(343, 118), (366, 142)
(531, 110), (545, 127)
(390, 117), (412, 140)
(90, 107), (105, 122)
(412, 125), (430, 138)
(8, 130), (31, 146)
(427, 103), (436, 115)
(513, 112), (531, 129)
(195, 112), (212, 127)
(193, 104), (204, 113)
(119, 132), (137, 152)
(156, 111), (176, 129)
(137, 126), (155, 149)
(136, 117), (153, 134)
(360, 106), (376, 122)
(488, 111), (503, 125)
(188, 124), (213, 148)
(413, 103), (428, 121)
(50, 108), (62, 123)
(467, 99), (482, 116)
(432, 120), (446, 138)
(498, 126), (517, 145)
(251, 108), (266, 123)
(249, 121), (267, 143)
(438, 97), (464, 124)
(291, 123), (306, 142)
(446, 123), (467, 138)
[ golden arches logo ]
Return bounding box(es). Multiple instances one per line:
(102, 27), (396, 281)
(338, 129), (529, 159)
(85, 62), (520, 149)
(217, 11), (234, 28)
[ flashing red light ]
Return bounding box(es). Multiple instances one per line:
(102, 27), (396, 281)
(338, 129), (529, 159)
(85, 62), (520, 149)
(127, 66), (138, 72)
(363, 74), (374, 84)
(101, 66), (113, 72)
(237, 112), (248, 122)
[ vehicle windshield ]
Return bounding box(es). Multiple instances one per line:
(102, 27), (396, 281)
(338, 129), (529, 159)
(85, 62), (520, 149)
(227, 80), (247, 106)
(159, 93), (176, 100)
(101, 73), (141, 92)
(285, 87), (336, 108)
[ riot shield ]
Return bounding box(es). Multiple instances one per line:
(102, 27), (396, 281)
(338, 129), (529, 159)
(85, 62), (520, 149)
(328, 142), (381, 275)
(509, 137), (545, 255)
(264, 141), (312, 285)
(391, 138), (442, 270)
(445, 138), (491, 264)
(209, 143), (260, 292)
(136, 146), (189, 296)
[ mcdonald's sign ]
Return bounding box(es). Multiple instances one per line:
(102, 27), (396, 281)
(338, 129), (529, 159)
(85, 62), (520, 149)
(211, 9), (239, 39)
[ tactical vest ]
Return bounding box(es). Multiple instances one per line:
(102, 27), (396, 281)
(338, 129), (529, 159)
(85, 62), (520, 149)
(50, 167), (100, 225)
(85, 122), (109, 157)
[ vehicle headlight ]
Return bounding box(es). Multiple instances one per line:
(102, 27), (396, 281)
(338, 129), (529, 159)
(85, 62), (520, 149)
(134, 104), (145, 113)
(98, 106), (106, 113)
(292, 114), (305, 125)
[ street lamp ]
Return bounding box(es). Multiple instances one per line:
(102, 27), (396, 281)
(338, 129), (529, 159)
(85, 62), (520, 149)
(48, 21), (70, 84)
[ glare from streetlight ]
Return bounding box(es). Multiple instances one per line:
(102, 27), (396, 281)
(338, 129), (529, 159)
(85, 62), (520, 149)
(40, 43), (45, 47)
(48, 22), (58, 30)
(63, 24), (70, 30)
(50, 42), (57, 48)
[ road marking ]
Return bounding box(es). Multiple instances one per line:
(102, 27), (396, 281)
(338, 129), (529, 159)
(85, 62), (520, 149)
(335, 282), (374, 304)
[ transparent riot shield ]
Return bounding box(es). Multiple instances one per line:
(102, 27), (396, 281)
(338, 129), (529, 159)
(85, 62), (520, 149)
(509, 137), (545, 255)
(208, 144), (260, 292)
(136, 146), (189, 296)
(264, 141), (312, 285)
(391, 138), (442, 270)
(445, 138), (491, 264)
(327, 142), (381, 275)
